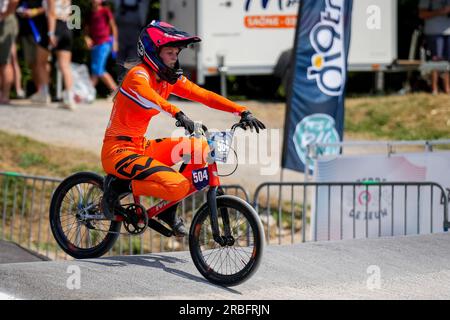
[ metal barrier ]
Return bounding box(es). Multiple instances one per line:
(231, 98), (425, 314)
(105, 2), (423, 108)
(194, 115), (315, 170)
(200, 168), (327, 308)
(0, 172), (62, 260)
(253, 182), (449, 245)
(2, 171), (448, 259)
(304, 140), (450, 182)
(0, 172), (249, 261)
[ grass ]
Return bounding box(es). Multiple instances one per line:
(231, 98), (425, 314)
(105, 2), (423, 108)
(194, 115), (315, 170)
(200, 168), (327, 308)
(0, 130), (103, 178)
(249, 93), (450, 141)
(345, 93), (450, 141)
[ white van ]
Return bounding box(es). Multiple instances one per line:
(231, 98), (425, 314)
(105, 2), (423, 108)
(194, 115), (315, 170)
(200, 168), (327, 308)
(160, 0), (398, 87)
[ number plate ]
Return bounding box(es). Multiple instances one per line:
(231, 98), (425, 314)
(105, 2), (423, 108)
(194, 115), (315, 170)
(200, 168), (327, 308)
(192, 167), (210, 191)
(209, 131), (233, 163)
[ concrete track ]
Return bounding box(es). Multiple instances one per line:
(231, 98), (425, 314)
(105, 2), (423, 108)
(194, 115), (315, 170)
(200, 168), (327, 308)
(1, 233), (449, 300)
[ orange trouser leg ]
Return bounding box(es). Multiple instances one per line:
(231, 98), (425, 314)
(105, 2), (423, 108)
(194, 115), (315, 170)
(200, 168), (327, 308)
(144, 136), (209, 179)
(130, 161), (191, 201)
(133, 137), (209, 200)
(102, 150), (189, 202)
(101, 137), (209, 201)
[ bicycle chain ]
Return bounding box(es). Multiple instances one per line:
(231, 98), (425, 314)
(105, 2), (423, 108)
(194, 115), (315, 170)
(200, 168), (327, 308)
(84, 203), (149, 236)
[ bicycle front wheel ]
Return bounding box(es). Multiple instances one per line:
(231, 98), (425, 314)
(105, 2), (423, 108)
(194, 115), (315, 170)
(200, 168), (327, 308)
(189, 195), (265, 286)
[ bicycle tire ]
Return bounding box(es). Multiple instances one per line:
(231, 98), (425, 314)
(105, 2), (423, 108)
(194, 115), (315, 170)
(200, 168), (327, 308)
(189, 195), (265, 286)
(49, 172), (121, 259)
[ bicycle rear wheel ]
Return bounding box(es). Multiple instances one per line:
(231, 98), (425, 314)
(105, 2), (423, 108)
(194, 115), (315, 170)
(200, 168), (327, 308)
(189, 195), (265, 286)
(49, 172), (121, 259)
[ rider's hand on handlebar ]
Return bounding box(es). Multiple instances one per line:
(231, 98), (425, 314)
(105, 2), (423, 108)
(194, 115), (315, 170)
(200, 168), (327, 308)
(175, 111), (195, 134)
(175, 111), (208, 135)
(239, 111), (266, 134)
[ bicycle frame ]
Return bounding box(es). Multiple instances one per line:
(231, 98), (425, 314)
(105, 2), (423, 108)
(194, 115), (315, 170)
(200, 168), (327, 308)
(134, 161), (221, 221)
(112, 128), (234, 244)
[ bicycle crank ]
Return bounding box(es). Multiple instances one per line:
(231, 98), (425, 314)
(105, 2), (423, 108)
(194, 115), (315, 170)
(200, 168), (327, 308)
(121, 203), (149, 235)
(82, 203), (149, 236)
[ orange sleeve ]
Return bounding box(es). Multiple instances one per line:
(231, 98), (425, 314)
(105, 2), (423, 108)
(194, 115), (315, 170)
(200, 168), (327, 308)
(171, 76), (247, 116)
(120, 67), (181, 117)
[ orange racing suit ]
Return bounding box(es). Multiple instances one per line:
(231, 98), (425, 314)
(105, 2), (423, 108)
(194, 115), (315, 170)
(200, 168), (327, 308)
(101, 63), (246, 202)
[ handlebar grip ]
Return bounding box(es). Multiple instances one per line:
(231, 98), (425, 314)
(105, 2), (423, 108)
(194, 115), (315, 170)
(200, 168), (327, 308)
(175, 121), (182, 127)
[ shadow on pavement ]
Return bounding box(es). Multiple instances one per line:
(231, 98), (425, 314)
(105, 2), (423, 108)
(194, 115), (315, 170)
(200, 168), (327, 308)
(85, 254), (242, 295)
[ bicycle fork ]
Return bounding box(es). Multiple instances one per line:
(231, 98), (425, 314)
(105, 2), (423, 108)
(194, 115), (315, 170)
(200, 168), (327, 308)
(207, 187), (234, 247)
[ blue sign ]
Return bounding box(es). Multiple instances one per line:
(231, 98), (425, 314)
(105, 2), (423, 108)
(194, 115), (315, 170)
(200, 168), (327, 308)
(282, 0), (353, 173)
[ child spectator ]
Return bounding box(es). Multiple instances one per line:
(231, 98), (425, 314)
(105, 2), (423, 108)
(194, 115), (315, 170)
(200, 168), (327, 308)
(84, 0), (118, 95)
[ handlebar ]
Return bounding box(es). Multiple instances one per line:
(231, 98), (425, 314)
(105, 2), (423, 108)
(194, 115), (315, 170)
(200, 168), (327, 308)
(176, 121), (245, 139)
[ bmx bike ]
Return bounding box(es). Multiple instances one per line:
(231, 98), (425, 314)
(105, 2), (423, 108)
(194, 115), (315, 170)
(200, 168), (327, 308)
(49, 122), (265, 286)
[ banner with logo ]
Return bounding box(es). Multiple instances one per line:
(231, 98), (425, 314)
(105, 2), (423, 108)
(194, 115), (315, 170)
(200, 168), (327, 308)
(282, 0), (353, 173)
(312, 152), (450, 241)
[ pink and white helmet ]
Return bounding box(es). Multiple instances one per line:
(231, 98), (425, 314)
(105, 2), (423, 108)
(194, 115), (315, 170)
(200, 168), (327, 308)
(137, 20), (201, 84)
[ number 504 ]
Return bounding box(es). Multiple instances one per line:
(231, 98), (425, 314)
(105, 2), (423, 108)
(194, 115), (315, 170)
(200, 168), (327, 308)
(193, 170), (208, 183)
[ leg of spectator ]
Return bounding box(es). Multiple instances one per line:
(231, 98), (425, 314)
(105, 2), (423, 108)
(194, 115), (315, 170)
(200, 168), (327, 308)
(100, 72), (118, 92)
(431, 70), (439, 95)
(22, 36), (39, 90)
(56, 50), (75, 109)
(10, 43), (24, 98)
(31, 63), (39, 90)
(91, 75), (99, 87)
(35, 46), (50, 94)
(444, 72), (450, 94)
(56, 50), (73, 91)
(90, 44), (100, 88)
(0, 63), (13, 104)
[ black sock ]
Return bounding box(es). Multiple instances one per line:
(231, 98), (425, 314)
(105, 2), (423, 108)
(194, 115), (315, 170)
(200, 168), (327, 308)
(113, 179), (131, 194)
(158, 203), (180, 225)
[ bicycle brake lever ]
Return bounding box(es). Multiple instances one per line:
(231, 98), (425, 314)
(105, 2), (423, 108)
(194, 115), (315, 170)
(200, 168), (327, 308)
(231, 123), (246, 131)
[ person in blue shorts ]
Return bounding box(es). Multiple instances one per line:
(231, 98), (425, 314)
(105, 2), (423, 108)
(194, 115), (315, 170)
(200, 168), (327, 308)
(84, 0), (118, 95)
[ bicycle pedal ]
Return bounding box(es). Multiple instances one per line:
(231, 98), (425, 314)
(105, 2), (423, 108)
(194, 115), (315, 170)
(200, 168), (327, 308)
(148, 219), (174, 238)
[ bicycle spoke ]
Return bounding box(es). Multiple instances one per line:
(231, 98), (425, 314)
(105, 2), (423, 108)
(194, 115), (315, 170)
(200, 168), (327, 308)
(210, 246), (225, 272)
(203, 248), (220, 263)
(65, 217), (80, 241)
(85, 227), (92, 248)
(231, 247), (248, 269)
(57, 180), (111, 249)
(231, 246), (249, 265)
(73, 222), (81, 247)
(214, 248), (225, 274)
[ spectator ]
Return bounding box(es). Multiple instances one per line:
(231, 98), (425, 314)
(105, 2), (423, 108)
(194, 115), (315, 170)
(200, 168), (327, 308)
(16, 0), (47, 95)
(31, 0), (75, 110)
(84, 0), (118, 95)
(419, 0), (450, 95)
(0, 0), (19, 105)
(111, 0), (150, 80)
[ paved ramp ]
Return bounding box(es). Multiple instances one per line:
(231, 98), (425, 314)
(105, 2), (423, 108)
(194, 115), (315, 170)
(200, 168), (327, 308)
(1, 233), (450, 300)
(0, 241), (49, 265)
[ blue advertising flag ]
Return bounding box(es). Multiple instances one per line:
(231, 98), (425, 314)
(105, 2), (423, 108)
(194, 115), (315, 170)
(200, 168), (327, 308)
(282, 0), (353, 173)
